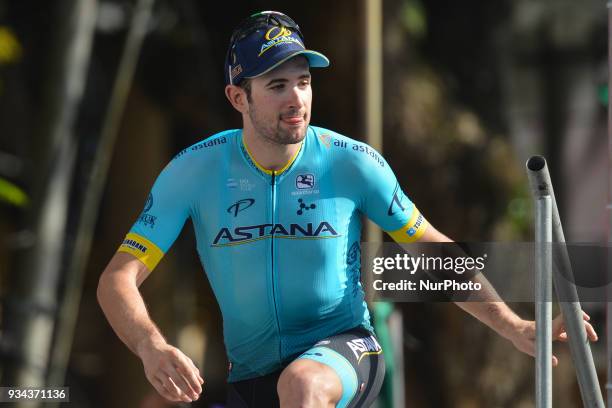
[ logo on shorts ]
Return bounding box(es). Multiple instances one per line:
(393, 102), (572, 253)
(296, 174), (315, 189)
(301, 351), (323, 357)
(346, 335), (382, 364)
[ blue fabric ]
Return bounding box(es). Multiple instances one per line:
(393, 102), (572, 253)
(126, 126), (419, 381)
(225, 12), (329, 85)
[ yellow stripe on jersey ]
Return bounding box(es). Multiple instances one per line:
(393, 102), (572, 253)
(386, 207), (429, 243)
(242, 137), (303, 175)
(117, 232), (164, 271)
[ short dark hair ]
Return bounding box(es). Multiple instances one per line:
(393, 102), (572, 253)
(239, 78), (252, 103)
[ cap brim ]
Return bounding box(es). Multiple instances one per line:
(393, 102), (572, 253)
(245, 50), (330, 79)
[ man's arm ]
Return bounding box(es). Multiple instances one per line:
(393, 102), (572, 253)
(346, 139), (598, 364)
(416, 225), (598, 366)
(97, 252), (204, 402)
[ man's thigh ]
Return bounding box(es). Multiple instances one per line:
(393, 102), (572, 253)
(225, 327), (385, 408)
(295, 327), (386, 408)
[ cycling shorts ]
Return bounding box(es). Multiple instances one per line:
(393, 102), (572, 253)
(226, 326), (385, 408)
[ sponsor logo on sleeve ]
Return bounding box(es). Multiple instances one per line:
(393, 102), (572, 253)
(118, 233), (164, 270)
(173, 136), (228, 160)
(407, 214), (424, 237)
(351, 143), (384, 167)
(143, 194), (153, 212)
(121, 238), (148, 254)
(387, 183), (408, 216)
(138, 193), (157, 228)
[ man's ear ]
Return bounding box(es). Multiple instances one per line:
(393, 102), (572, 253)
(225, 85), (248, 113)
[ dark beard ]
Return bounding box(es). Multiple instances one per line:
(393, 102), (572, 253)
(248, 105), (308, 145)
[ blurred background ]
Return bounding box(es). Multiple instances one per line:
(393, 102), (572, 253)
(0, 0), (609, 407)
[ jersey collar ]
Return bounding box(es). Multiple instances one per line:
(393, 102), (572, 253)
(240, 129), (307, 177)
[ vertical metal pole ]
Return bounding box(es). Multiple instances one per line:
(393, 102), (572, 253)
(527, 156), (605, 408)
(362, 2), (400, 408)
(536, 195), (552, 408)
(363, 0), (383, 326)
(388, 309), (406, 408)
(606, 2), (612, 407)
(363, 0), (383, 248)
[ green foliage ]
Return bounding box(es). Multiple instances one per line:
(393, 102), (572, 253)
(504, 184), (533, 239)
(0, 26), (22, 97)
(0, 26), (22, 64)
(401, 0), (427, 39)
(598, 84), (608, 107)
(0, 177), (28, 207)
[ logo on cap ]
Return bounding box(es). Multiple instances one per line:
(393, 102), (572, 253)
(265, 26), (292, 40)
(259, 26), (304, 57)
(231, 65), (243, 81)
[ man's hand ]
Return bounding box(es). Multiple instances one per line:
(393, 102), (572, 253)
(508, 311), (598, 366)
(137, 339), (205, 403)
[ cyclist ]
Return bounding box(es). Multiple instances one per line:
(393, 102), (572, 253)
(97, 11), (598, 408)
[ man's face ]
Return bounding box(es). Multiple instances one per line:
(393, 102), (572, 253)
(245, 56), (312, 145)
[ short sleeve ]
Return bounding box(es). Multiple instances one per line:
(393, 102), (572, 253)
(355, 142), (429, 243)
(117, 159), (191, 270)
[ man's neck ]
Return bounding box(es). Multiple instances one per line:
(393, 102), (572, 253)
(242, 127), (303, 172)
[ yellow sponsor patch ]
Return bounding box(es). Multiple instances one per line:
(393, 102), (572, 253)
(117, 232), (164, 271)
(387, 207), (429, 243)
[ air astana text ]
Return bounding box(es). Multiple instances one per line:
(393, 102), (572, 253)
(211, 222), (339, 247)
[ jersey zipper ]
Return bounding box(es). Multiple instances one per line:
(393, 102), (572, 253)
(270, 170), (282, 361)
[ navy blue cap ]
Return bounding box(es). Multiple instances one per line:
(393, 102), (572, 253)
(225, 11), (330, 85)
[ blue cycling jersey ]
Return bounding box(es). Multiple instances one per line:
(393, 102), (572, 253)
(118, 125), (429, 382)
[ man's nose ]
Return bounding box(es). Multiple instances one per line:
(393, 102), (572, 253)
(286, 86), (304, 109)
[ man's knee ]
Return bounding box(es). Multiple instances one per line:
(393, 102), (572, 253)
(277, 359), (342, 407)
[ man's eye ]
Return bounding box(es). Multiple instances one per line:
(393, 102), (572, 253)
(271, 84), (284, 90)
